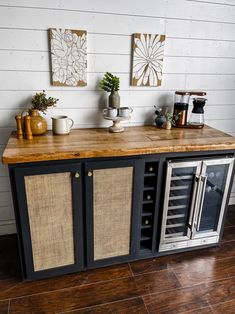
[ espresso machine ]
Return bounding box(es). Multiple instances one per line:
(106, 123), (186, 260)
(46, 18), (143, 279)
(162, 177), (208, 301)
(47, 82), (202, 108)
(173, 91), (206, 128)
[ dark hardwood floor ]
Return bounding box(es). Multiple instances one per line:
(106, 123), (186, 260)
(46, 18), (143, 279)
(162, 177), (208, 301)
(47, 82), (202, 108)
(0, 206), (235, 314)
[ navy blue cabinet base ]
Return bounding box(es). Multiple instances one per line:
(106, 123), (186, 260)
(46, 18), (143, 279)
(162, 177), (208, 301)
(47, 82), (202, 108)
(8, 152), (235, 281)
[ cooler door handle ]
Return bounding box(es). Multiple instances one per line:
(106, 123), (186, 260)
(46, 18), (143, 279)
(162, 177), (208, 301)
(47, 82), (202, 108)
(187, 174), (200, 237)
(196, 175), (208, 231)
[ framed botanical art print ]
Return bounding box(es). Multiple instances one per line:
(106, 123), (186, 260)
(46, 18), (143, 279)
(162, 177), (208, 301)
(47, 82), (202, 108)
(131, 33), (165, 87)
(49, 28), (87, 87)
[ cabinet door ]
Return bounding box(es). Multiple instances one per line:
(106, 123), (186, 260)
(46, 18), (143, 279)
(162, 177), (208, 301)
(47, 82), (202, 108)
(85, 159), (140, 267)
(194, 157), (234, 239)
(160, 160), (202, 246)
(14, 163), (83, 280)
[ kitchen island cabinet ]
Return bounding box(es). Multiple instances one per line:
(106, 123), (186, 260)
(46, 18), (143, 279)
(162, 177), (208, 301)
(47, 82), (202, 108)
(2, 125), (235, 280)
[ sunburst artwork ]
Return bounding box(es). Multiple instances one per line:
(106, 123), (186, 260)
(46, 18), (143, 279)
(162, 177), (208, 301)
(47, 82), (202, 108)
(131, 33), (165, 87)
(49, 28), (87, 87)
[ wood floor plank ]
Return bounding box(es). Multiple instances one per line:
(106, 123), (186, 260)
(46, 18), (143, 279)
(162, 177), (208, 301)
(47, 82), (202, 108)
(212, 299), (235, 313)
(133, 269), (181, 295)
(224, 220), (233, 227)
(181, 307), (213, 313)
(0, 301), (8, 314)
(157, 275), (233, 312)
(130, 256), (169, 275)
(130, 251), (209, 276)
(0, 278), (19, 300)
(143, 285), (209, 314)
(61, 297), (148, 314)
(225, 208), (235, 226)
(0, 263), (131, 301)
(173, 256), (230, 287)
(9, 277), (139, 314)
(130, 241), (235, 276)
(208, 241), (235, 259)
(222, 226), (235, 243)
(205, 277), (235, 305)
(209, 255), (235, 278)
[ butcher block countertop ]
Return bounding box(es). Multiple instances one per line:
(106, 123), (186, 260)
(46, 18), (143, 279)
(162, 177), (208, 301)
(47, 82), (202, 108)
(2, 125), (235, 164)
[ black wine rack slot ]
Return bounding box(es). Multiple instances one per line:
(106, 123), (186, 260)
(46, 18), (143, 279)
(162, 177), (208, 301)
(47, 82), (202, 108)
(139, 161), (158, 254)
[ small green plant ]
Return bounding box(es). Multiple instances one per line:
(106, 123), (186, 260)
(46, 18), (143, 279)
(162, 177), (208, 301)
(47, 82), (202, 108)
(31, 90), (59, 114)
(99, 72), (120, 93)
(165, 112), (180, 126)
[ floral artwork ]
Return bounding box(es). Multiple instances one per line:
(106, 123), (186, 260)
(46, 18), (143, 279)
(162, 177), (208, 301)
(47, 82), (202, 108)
(49, 28), (87, 87)
(131, 33), (165, 87)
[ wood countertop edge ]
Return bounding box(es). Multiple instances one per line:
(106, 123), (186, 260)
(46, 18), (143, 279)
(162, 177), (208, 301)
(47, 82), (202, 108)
(3, 143), (235, 164)
(3, 126), (235, 164)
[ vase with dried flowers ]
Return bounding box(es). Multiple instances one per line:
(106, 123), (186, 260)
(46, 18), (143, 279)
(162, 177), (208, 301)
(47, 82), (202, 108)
(22, 90), (58, 135)
(154, 106), (166, 128)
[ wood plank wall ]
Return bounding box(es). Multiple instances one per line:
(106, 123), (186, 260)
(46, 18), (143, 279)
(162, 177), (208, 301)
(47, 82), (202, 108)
(0, 0), (235, 234)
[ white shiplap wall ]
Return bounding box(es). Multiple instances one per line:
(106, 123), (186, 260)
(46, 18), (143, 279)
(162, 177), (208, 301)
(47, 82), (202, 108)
(1, 0), (235, 234)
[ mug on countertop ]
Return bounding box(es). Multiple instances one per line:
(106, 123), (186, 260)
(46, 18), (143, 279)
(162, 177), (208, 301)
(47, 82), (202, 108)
(118, 107), (133, 118)
(103, 107), (118, 118)
(51, 115), (74, 135)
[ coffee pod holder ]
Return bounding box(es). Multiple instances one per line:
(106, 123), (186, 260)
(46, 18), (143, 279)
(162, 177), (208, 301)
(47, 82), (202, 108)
(103, 115), (131, 133)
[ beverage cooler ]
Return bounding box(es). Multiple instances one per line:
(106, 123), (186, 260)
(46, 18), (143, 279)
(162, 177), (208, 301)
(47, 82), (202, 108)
(159, 156), (234, 252)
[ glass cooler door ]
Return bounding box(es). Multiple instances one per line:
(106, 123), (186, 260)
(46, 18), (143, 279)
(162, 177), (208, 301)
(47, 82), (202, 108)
(194, 157), (234, 238)
(160, 161), (201, 244)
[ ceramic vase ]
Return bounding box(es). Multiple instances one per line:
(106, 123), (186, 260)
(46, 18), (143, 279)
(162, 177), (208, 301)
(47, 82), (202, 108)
(109, 91), (120, 108)
(155, 115), (166, 128)
(26, 109), (47, 135)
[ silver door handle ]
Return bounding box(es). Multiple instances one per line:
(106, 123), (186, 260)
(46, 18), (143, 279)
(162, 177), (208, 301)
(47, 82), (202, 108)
(187, 174), (200, 237)
(191, 174), (204, 238)
(196, 175), (208, 231)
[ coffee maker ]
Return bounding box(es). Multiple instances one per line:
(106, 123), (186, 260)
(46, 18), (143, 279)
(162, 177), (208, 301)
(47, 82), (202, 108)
(188, 97), (207, 128)
(173, 91), (206, 127)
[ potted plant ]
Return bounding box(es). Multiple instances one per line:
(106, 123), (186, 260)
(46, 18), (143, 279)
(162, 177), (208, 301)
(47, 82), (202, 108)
(23, 91), (58, 135)
(165, 112), (180, 129)
(154, 106), (180, 129)
(31, 90), (58, 114)
(99, 72), (120, 108)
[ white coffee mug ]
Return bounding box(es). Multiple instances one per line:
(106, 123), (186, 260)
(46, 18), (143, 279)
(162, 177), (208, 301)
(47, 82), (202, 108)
(103, 107), (118, 118)
(118, 107), (133, 118)
(51, 116), (74, 135)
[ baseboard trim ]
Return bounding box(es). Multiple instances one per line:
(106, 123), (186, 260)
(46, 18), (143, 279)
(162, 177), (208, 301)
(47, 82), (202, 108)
(229, 196), (235, 205)
(0, 220), (16, 235)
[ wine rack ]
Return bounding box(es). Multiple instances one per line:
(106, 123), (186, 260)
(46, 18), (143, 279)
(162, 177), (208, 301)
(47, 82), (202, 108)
(139, 161), (158, 253)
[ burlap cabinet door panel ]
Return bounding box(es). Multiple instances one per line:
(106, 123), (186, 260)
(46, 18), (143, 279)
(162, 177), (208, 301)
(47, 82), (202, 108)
(85, 159), (142, 268)
(13, 162), (84, 280)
